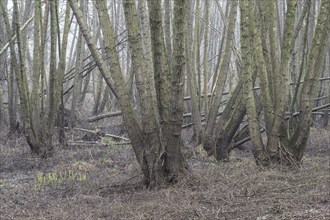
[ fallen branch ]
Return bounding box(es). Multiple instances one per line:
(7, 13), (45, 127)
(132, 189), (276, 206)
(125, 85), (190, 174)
(72, 127), (130, 142)
(311, 111), (330, 116)
(311, 103), (330, 112)
(87, 111), (122, 122)
(87, 100), (328, 124)
(67, 141), (109, 147)
(289, 103), (330, 118)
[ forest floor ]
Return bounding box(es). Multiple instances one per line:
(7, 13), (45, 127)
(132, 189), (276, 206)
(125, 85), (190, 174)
(0, 126), (329, 220)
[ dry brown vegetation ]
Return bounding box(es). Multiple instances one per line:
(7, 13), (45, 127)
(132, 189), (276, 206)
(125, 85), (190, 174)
(0, 127), (329, 220)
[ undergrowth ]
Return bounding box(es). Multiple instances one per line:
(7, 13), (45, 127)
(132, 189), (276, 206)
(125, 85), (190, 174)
(0, 127), (329, 219)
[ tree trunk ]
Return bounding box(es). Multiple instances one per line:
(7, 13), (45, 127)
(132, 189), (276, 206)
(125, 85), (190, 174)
(0, 1), (18, 132)
(289, 0), (330, 162)
(57, 1), (71, 145)
(70, 1), (85, 128)
(214, 78), (247, 160)
(185, 0), (202, 144)
(205, 1), (237, 136)
(241, 0), (330, 166)
(202, 0), (210, 118)
(69, 0), (188, 188)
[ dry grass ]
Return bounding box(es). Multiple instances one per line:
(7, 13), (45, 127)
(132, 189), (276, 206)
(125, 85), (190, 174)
(0, 127), (329, 219)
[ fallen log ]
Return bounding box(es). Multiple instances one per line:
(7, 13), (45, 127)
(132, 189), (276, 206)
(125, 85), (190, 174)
(72, 127), (130, 142)
(87, 111), (122, 122)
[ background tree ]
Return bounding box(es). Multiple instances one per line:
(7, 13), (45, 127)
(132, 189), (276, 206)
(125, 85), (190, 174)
(184, 0), (246, 161)
(0, 0), (72, 155)
(0, 0), (20, 132)
(0, 1), (6, 125)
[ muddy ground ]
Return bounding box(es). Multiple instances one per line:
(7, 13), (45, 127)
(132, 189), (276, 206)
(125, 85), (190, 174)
(0, 127), (329, 220)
